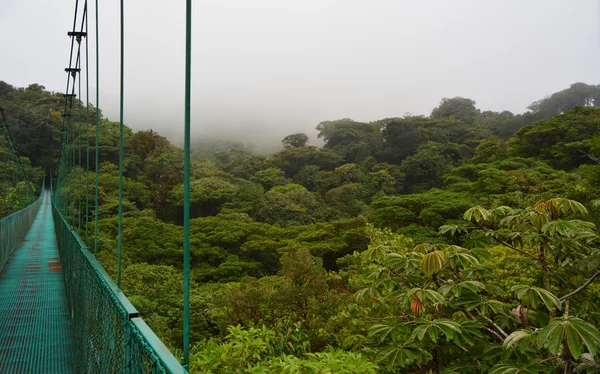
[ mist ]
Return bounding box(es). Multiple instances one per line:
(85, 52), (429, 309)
(1, 0), (599, 148)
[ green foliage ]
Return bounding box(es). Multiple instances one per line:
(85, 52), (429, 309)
(431, 97), (480, 124)
(6, 80), (600, 373)
(281, 133), (309, 149)
(508, 106), (600, 169)
(317, 118), (383, 163)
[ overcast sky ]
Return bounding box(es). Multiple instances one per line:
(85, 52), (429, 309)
(1, 0), (599, 146)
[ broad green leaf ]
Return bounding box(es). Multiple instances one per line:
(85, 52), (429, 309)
(410, 325), (428, 341)
(459, 281), (485, 293)
(464, 206), (491, 223)
(511, 285), (560, 311)
(428, 326), (439, 343)
(564, 321), (582, 359)
(503, 330), (532, 350)
(420, 289), (446, 304)
(569, 318), (600, 357)
(413, 243), (433, 253)
(435, 320), (461, 340)
(420, 250), (445, 275)
(534, 288), (561, 312)
(369, 322), (396, 342)
(489, 361), (547, 374)
(536, 321), (563, 355)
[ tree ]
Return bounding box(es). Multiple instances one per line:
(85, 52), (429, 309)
(478, 110), (526, 139)
(170, 176), (238, 219)
(507, 106), (600, 169)
(527, 82), (600, 119)
(270, 146), (343, 178)
(257, 184), (323, 225)
(250, 167), (289, 191)
(431, 97), (480, 124)
(399, 142), (472, 193)
(316, 119), (383, 163)
(350, 197), (600, 372)
(130, 129), (169, 160)
(472, 138), (506, 164)
(282, 133), (309, 149)
(381, 116), (484, 164)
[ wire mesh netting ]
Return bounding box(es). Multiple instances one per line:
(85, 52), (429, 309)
(0, 192), (42, 273)
(52, 199), (185, 373)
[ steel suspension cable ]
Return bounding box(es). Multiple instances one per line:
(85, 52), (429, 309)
(57, 0), (87, 229)
(78, 41), (83, 233)
(0, 108), (36, 203)
(77, 2), (88, 234)
(85, 7), (90, 244)
(60, 0), (80, 219)
(183, 0), (192, 366)
(94, 0), (99, 257)
(117, 0), (124, 287)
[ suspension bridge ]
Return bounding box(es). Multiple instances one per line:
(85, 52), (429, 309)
(0, 0), (192, 372)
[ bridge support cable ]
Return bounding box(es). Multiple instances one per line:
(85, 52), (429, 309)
(93, 0), (100, 257)
(117, 0), (124, 287)
(56, 0), (88, 236)
(183, 0), (192, 367)
(0, 108), (37, 203)
(85, 8), (90, 245)
(0, 107), (42, 273)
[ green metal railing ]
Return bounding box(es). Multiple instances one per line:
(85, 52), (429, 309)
(0, 190), (42, 273)
(51, 198), (186, 373)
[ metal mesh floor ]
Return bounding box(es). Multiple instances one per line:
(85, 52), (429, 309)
(0, 192), (75, 373)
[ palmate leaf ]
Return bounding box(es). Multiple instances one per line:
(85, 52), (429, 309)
(503, 329), (533, 350)
(489, 360), (548, 374)
(376, 342), (425, 368)
(535, 198), (588, 217)
(499, 212), (525, 228)
(368, 319), (399, 342)
(510, 285), (561, 312)
(535, 317), (600, 359)
(464, 206), (491, 223)
(569, 318), (600, 357)
(413, 243), (434, 253)
(490, 205), (514, 218)
(363, 243), (389, 262)
(458, 280), (485, 293)
(541, 220), (578, 237)
(438, 224), (468, 237)
(410, 319), (462, 342)
(412, 288), (446, 304)
(527, 210), (550, 230)
(420, 250), (445, 275)
(470, 247), (494, 261)
(446, 246), (480, 269)
(384, 252), (407, 270)
(355, 287), (377, 302)
(480, 299), (504, 314)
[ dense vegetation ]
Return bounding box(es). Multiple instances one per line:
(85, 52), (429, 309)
(2, 80), (600, 373)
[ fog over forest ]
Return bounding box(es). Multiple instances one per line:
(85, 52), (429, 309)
(2, 0), (599, 149)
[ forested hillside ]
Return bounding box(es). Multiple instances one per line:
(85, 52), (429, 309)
(2, 80), (600, 373)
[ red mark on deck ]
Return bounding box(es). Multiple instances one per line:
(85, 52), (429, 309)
(48, 261), (62, 273)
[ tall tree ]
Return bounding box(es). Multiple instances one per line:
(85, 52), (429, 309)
(431, 97), (480, 124)
(281, 133), (309, 149)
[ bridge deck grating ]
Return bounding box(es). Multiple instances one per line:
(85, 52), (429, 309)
(0, 192), (75, 373)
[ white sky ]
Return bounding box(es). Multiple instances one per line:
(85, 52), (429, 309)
(1, 0), (599, 145)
